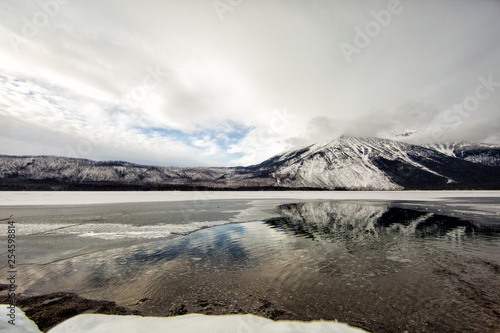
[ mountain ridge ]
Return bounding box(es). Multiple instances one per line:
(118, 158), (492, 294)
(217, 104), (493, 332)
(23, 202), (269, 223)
(1, 136), (500, 191)
(422, 142), (500, 166)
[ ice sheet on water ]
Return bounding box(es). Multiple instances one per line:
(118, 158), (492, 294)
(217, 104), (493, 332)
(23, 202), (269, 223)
(2, 190), (500, 206)
(0, 224), (75, 237)
(47, 221), (230, 240)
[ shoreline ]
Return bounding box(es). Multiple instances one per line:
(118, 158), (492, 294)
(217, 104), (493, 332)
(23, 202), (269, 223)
(1, 190), (500, 207)
(0, 289), (139, 332)
(0, 289), (353, 332)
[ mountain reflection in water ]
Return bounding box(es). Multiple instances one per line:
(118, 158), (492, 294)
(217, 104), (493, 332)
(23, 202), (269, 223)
(266, 201), (500, 242)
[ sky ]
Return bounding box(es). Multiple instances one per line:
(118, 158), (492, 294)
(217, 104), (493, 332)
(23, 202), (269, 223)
(0, 0), (499, 167)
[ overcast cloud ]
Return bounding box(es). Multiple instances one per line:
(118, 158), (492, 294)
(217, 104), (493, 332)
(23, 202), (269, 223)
(1, 0), (499, 166)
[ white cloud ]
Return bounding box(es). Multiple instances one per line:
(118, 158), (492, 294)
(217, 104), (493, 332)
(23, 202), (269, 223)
(0, 0), (499, 166)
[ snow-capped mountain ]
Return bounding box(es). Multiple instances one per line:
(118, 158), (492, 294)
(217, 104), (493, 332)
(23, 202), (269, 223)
(1, 136), (500, 190)
(249, 136), (403, 190)
(248, 136), (500, 190)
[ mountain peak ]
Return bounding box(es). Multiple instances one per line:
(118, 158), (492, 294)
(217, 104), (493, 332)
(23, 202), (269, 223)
(395, 130), (420, 139)
(252, 136), (500, 190)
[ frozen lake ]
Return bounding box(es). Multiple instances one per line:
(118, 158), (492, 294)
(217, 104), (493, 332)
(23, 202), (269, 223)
(0, 191), (499, 332)
(2, 190), (500, 206)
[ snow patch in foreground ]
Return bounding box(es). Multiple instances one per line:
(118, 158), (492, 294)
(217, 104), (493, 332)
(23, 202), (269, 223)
(49, 313), (369, 333)
(1, 306), (368, 333)
(0, 306), (40, 333)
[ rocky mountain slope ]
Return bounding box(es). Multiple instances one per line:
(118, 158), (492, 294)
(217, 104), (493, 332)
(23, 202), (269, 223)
(1, 136), (500, 190)
(248, 136), (500, 190)
(0, 156), (276, 190)
(423, 142), (500, 166)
